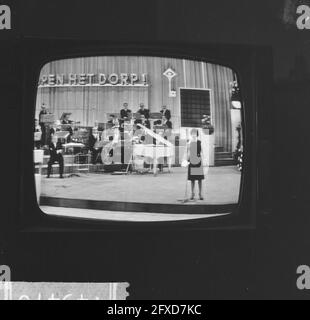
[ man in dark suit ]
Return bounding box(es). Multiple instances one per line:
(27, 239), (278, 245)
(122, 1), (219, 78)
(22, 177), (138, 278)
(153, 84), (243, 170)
(120, 103), (132, 120)
(47, 134), (64, 178)
(137, 103), (150, 119)
(160, 105), (171, 120)
(120, 103), (132, 134)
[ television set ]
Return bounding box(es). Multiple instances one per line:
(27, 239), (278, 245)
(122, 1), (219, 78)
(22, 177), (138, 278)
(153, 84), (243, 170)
(18, 39), (272, 230)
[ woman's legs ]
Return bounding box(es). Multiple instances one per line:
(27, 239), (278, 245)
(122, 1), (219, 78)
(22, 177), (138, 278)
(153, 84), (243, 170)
(198, 180), (204, 200)
(191, 181), (195, 199)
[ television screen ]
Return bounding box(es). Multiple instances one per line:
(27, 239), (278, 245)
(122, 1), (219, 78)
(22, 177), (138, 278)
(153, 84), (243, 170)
(33, 55), (244, 222)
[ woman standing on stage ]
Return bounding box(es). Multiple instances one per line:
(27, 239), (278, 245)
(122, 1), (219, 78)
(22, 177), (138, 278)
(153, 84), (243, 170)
(187, 128), (205, 201)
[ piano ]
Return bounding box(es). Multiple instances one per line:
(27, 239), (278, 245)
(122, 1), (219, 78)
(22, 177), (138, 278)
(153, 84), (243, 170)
(133, 124), (174, 176)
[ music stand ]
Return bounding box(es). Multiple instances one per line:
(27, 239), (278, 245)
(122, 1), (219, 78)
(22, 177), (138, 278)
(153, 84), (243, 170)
(34, 132), (42, 146)
(41, 114), (55, 124)
(40, 114), (55, 145)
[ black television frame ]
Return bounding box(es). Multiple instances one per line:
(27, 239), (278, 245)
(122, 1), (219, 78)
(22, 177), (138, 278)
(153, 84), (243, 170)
(18, 38), (273, 231)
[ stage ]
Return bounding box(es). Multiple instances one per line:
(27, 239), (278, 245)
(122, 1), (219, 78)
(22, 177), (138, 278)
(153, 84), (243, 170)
(38, 166), (241, 221)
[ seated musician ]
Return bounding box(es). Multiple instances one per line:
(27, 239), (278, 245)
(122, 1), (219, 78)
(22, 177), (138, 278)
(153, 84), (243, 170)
(154, 115), (173, 130)
(34, 119), (42, 149)
(135, 115), (151, 129)
(160, 105), (171, 120)
(162, 115), (173, 130)
(153, 119), (161, 126)
(89, 127), (103, 165)
(142, 115), (151, 129)
(47, 133), (64, 179)
(137, 103), (150, 119)
(61, 113), (73, 125)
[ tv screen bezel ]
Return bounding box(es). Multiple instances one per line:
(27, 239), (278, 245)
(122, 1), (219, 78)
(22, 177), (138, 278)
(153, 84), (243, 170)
(18, 38), (272, 231)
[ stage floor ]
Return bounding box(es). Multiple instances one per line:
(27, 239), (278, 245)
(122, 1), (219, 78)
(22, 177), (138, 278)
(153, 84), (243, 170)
(40, 166), (241, 205)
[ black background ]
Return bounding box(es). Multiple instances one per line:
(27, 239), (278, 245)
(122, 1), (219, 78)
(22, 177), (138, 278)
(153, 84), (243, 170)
(180, 89), (211, 128)
(1, 0), (310, 299)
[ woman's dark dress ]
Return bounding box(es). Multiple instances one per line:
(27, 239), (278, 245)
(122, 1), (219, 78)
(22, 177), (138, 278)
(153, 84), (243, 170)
(188, 140), (205, 181)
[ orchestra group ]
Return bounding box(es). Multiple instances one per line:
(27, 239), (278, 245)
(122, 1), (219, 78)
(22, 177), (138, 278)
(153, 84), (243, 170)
(34, 102), (175, 179)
